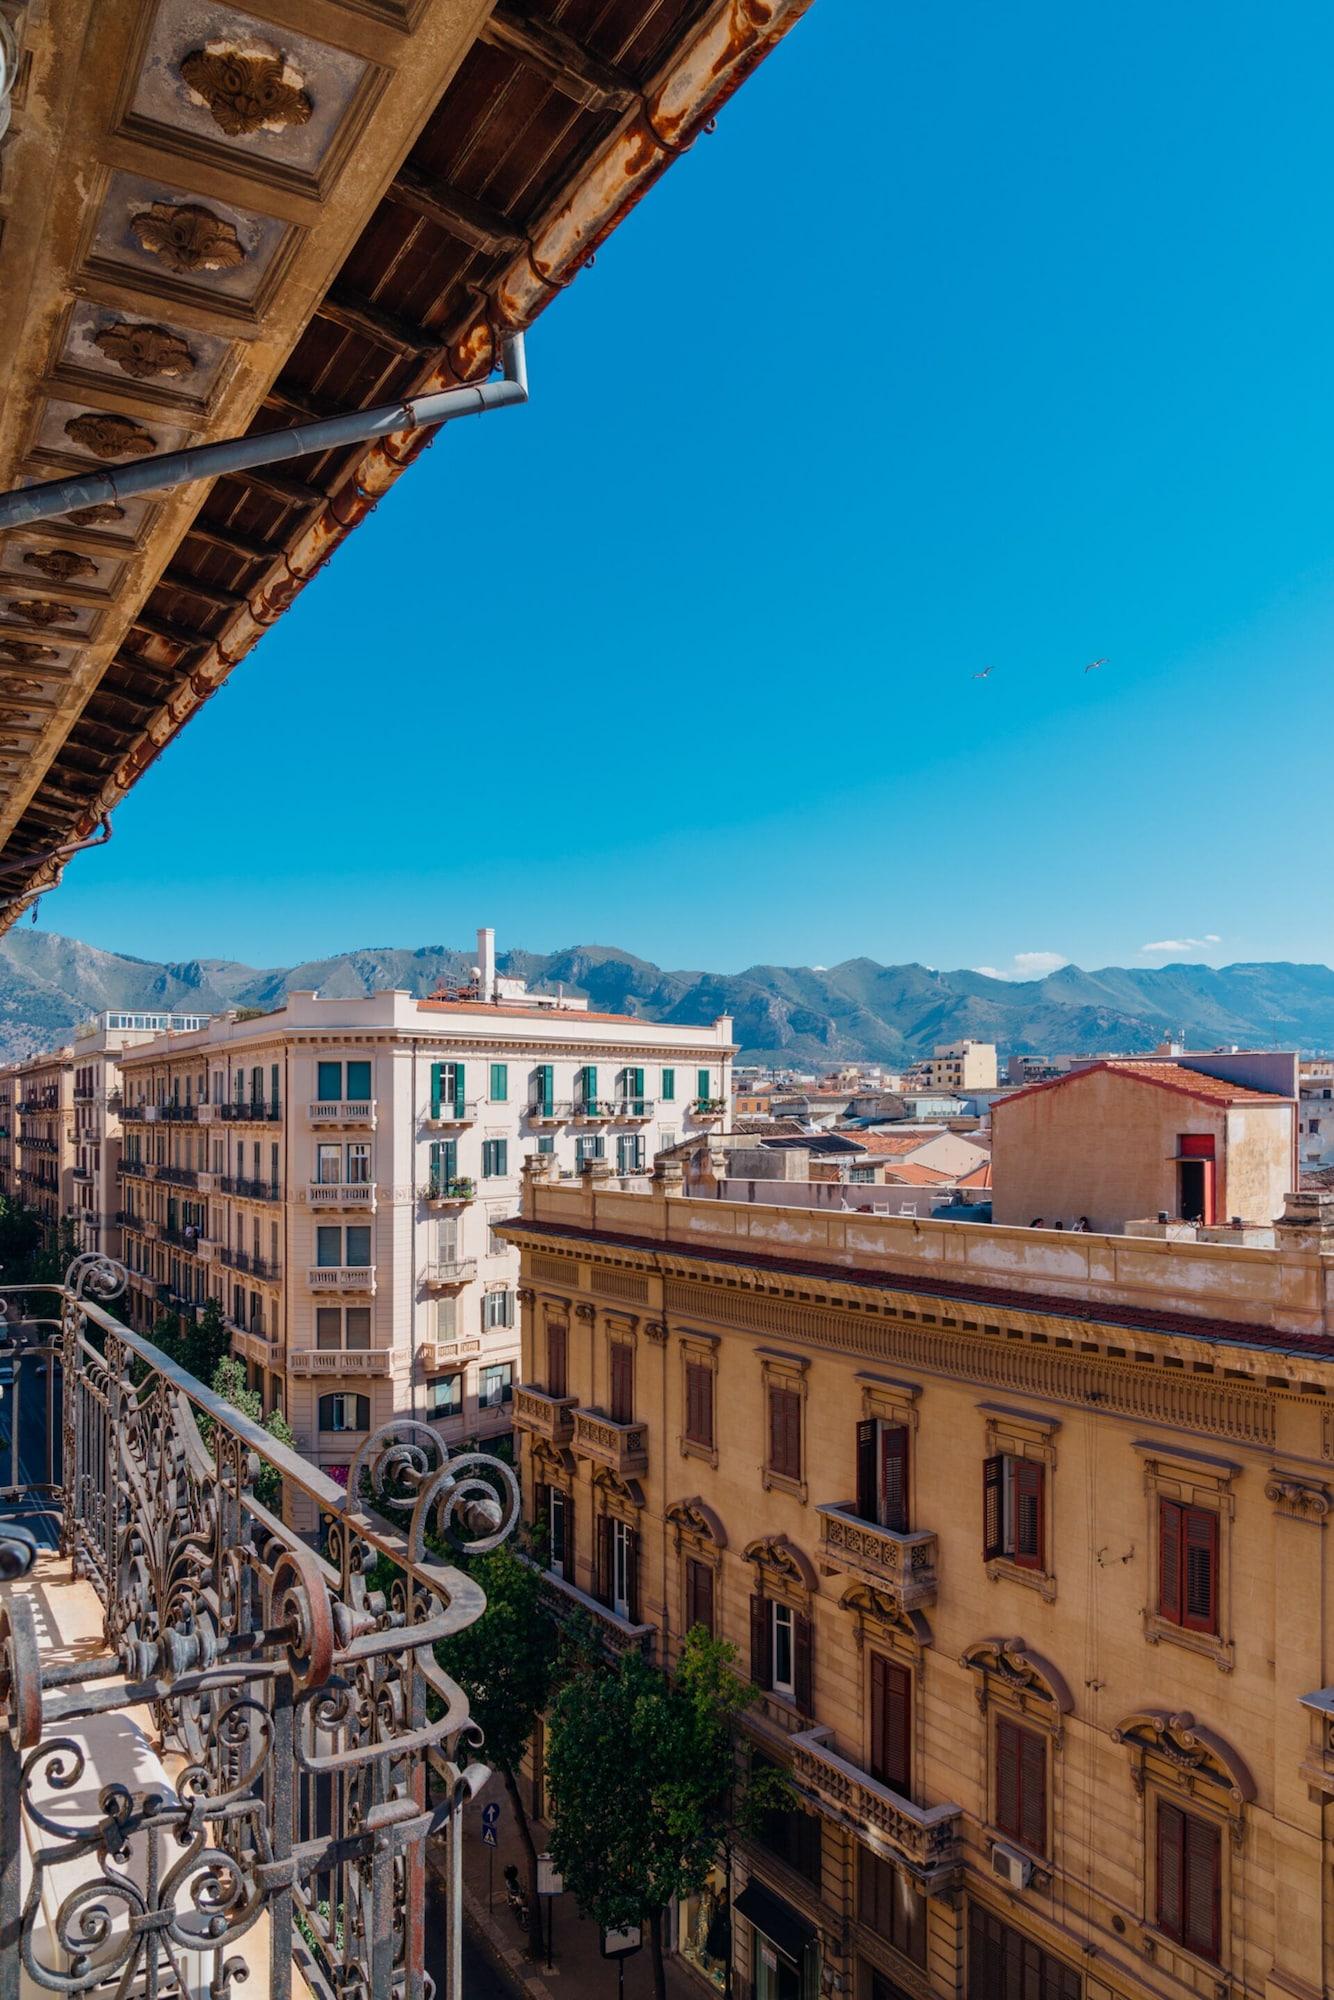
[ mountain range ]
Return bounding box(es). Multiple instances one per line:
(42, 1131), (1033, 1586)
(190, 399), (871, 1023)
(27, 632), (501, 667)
(0, 930), (1331, 1066)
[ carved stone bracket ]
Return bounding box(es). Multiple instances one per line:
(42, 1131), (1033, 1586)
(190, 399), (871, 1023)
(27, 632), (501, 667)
(1265, 1472), (1330, 1522)
(744, 1533), (818, 1595)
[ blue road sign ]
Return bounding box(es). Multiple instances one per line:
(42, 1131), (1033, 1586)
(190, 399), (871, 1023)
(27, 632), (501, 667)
(480, 1801), (500, 1847)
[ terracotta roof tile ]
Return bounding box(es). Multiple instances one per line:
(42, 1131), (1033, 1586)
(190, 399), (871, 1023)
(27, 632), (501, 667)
(878, 1162), (952, 1185)
(997, 1059), (1288, 1111)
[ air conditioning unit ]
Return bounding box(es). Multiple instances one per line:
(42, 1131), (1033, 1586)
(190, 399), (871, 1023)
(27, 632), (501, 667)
(990, 1842), (1032, 1890)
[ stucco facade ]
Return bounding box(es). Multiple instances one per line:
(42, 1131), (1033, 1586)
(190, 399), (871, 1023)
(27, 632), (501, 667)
(113, 989), (732, 1516)
(992, 1063), (1296, 1233)
(507, 1169), (1334, 2000)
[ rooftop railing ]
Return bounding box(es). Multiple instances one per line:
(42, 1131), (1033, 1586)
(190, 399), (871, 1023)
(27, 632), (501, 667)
(0, 1254), (519, 2000)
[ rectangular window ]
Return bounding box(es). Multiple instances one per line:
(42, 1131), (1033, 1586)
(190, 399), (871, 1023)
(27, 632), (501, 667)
(490, 1063), (508, 1102)
(533, 1063), (554, 1115)
(767, 1385), (802, 1482)
(697, 1068), (710, 1104)
(346, 1142), (371, 1184)
(966, 1907), (1080, 2000)
(547, 1321), (567, 1399)
(753, 1753), (822, 1886)
(1158, 1500), (1218, 1633)
(315, 1306), (341, 1350)
(611, 1518), (634, 1620)
(870, 1654), (911, 1798)
(661, 1067), (675, 1102)
(578, 1064), (597, 1109)
(857, 1850), (926, 1966)
(315, 1225), (341, 1268)
(483, 1290), (515, 1330)
(344, 1307), (371, 1350)
(857, 1419), (909, 1532)
(684, 1361), (714, 1448)
(345, 1224), (371, 1267)
(479, 1362), (512, 1408)
(346, 1060), (372, 1102)
(429, 1373), (462, 1420)
(685, 1557), (715, 1637)
(616, 1134), (645, 1173)
(574, 1134), (605, 1168)
(429, 1139), (457, 1191)
(983, 1454), (1045, 1570)
(482, 1139), (509, 1178)
(549, 1487), (568, 1578)
(771, 1601), (795, 1696)
(316, 1143), (341, 1186)
(537, 1134), (555, 1155)
(995, 1716), (1047, 1855)
(317, 1061), (342, 1103)
(609, 1340), (634, 1423)
(1156, 1800), (1221, 1962)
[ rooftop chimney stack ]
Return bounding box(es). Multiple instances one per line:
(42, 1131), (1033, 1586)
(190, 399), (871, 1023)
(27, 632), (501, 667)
(477, 926), (496, 1003)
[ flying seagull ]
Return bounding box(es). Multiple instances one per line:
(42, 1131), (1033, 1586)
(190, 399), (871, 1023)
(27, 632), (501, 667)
(1084, 657), (1108, 673)
(971, 666), (993, 679)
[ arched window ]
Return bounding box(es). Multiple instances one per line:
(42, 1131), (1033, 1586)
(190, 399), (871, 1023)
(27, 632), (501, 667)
(319, 1392), (369, 1433)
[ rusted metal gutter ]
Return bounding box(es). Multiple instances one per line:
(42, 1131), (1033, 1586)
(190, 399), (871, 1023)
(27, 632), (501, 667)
(0, 0), (813, 930)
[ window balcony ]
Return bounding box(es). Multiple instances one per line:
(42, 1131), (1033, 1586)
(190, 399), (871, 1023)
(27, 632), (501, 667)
(526, 1099), (570, 1125)
(569, 1100), (615, 1123)
(814, 1504), (939, 1611)
(159, 1103), (201, 1123)
(220, 1248), (281, 1280)
(308, 1181), (377, 1210)
(308, 1264), (376, 1294)
(422, 1258), (478, 1290)
(513, 1384), (578, 1444)
(423, 1100), (479, 1130)
(219, 1101), (281, 1124)
(220, 1176), (280, 1203)
(71, 1165), (92, 1182)
(614, 1099), (651, 1120)
(72, 1084), (95, 1102)
(287, 1347), (393, 1376)
(160, 1225), (207, 1253)
(120, 1103), (151, 1123)
(423, 1176), (475, 1207)
(156, 1165), (198, 1189)
(308, 1099), (376, 1127)
(571, 1406), (649, 1476)
(524, 1557), (654, 1660)
(788, 1727), (962, 1890)
(223, 1314), (274, 1354)
(419, 1336), (482, 1372)
(691, 1098), (727, 1119)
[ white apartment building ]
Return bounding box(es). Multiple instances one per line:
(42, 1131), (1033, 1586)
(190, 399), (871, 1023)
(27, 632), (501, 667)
(71, 1011), (210, 1262)
(925, 1038), (998, 1091)
(113, 932), (734, 1521)
(1300, 1058), (1334, 1174)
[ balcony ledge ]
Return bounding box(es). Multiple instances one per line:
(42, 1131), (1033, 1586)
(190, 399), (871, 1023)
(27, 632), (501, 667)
(815, 1504), (938, 1610)
(307, 1265), (376, 1294)
(308, 1100), (376, 1126)
(422, 1259), (478, 1290)
(523, 1557), (654, 1659)
(287, 1348), (393, 1376)
(571, 1406), (648, 1476)
(512, 1385), (578, 1444)
(789, 1726), (962, 1890)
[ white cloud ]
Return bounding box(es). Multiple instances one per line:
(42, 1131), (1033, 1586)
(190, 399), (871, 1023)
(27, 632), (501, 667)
(973, 951), (1069, 982)
(1138, 935), (1222, 955)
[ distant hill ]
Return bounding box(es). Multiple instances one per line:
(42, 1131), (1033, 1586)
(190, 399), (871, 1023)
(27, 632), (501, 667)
(0, 930), (1331, 1065)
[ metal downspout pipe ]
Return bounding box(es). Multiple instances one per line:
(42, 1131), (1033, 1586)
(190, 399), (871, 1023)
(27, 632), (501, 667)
(0, 334), (528, 531)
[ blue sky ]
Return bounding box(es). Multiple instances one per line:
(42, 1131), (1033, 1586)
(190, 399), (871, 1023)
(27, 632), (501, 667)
(36, 2), (1334, 977)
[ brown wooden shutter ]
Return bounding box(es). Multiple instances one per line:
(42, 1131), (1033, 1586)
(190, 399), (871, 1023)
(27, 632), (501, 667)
(882, 1425), (909, 1533)
(534, 1480), (549, 1556)
(1019, 1728), (1047, 1854)
(626, 1526), (640, 1624)
(870, 1655), (911, 1797)
(565, 1489), (575, 1580)
(1156, 1799), (1185, 1941)
(983, 1454), (1004, 1559)
(609, 1342), (634, 1424)
(769, 1387), (801, 1481)
(596, 1513), (612, 1607)
(793, 1610), (813, 1715)
(685, 1362), (713, 1447)
(750, 1591), (771, 1687)
(1014, 1459), (1044, 1569)
(686, 1558), (715, 1637)
(856, 1418), (877, 1521)
(1183, 1506), (1218, 1633)
(547, 1321), (567, 1399)
(1159, 1498), (1183, 1623)
(1183, 1812), (1221, 1961)
(995, 1717), (1021, 1841)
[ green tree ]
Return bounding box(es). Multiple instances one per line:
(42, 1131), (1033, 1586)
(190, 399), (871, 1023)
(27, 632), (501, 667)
(435, 1543), (560, 1946)
(545, 1629), (776, 2000)
(209, 1356), (295, 1511)
(0, 1195), (44, 1285)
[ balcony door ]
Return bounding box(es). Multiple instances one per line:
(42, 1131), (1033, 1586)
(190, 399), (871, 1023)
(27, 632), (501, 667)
(857, 1419), (909, 1532)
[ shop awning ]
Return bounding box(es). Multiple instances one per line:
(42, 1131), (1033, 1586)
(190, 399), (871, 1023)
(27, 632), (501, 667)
(734, 1880), (815, 1964)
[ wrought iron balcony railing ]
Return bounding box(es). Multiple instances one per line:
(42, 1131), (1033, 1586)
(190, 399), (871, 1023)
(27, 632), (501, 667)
(0, 1255), (520, 2000)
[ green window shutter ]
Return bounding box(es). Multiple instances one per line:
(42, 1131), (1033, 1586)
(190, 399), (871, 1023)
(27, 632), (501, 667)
(536, 1063), (553, 1113)
(498, 1139), (508, 1177)
(444, 1139), (457, 1184)
(697, 1068), (710, 1103)
(429, 1140), (442, 1181)
(490, 1062), (508, 1102)
(452, 1062), (466, 1118)
(317, 1061), (341, 1103)
(430, 1063), (443, 1120)
(661, 1067), (675, 1102)
(632, 1067), (644, 1101)
(581, 1064), (597, 1107)
(346, 1059), (371, 1101)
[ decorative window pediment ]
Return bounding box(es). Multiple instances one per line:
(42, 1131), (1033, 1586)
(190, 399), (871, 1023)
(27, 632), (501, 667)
(591, 1466), (644, 1512)
(841, 1582), (930, 1655)
(528, 1437), (574, 1480)
(960, 1636), (1073, 1740)
(666, 1495), (728, 1549)
(743, 1533), (818, 1596)
(1112, 1709), (1255, 1826)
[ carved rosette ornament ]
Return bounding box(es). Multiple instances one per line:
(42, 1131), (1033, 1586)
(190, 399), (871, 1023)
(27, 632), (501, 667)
(0, 677), (44, 697)
(131, 201), (245, 275)
(0, 638), (57, 664)
(181, 41), (313, 137)
(6, 599), (74, 626)
(64, 412), (156, 461)
(21, 548), (95, 582)
(66, 502), (125, 527)
(93, 320), (195, 381)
